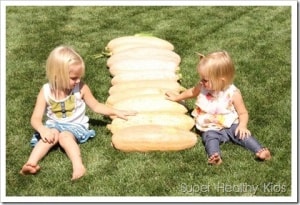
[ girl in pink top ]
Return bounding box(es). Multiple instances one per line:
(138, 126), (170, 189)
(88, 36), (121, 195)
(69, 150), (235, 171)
(166, 51), (271, 165)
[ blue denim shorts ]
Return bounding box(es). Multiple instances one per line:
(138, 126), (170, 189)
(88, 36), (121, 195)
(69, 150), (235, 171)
(30, 122), (96, 147)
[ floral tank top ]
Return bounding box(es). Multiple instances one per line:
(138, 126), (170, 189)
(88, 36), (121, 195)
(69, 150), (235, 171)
(191, 84), (239, 131)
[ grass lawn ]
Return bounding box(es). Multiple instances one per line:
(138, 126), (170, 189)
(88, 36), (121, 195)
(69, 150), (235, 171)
(2, 1), (296, 203)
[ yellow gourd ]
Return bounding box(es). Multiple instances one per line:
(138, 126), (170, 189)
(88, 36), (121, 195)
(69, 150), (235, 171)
(111, 70), (180, 85)
(107, 47), (181, 67)
(108, 80), (185, 95)
(107, 112), (195, 133)
(111, 94), (188, 113)
(106, 87), (176, 106)
(108, 58), (179, 76)
(111, 125), (198, 152)
(105, 35), (198, 153)
(106, 35), (174, 53)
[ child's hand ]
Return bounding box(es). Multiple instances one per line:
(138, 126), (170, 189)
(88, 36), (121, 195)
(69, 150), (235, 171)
(235, 126), (251, 140)
(40, 127), (58, 144)
(165, 91), (179, 101)
(113, 109), (137, 120)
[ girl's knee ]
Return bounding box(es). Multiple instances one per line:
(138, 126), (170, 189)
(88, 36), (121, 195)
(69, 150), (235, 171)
(50, 128), (60, 143)
(202, 131), (221, 142)
(58, 131), (76, 144)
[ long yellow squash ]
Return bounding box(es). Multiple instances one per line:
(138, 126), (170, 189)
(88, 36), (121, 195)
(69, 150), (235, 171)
(111, 94), (188, 113)
(106, 35), (174, 52)
(107, 43), (149, 55)
(108, 59), (179, 76)
(107, 47), (181, 67)
(108, 80), (185, 95)
(107, 112), (195, 133)
(111, 125), (198, 152)
(111, 70), (180, 85)
(106, 87), (176, 106)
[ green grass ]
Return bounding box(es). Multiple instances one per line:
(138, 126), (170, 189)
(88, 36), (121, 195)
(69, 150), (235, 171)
(4, 5), (294, 201)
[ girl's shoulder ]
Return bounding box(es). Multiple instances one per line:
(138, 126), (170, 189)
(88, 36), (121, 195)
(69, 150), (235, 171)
(42, 83), (50, 95)
(42, 83), (49, 90)
(78, 81), (89, 92)
(78, 82), (94, 98)
(227, 84), (240, 93)
(229, 84), (238, 90)
(220, 84), (240, 99)
(230, 84), (244, 101)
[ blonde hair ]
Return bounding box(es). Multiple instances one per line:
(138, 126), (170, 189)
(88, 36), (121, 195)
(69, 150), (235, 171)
(46, 45), (85, 91)
(197, 51), (235, 91)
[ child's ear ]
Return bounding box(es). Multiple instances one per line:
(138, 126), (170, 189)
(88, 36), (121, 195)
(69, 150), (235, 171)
(220, 77), (226, 88)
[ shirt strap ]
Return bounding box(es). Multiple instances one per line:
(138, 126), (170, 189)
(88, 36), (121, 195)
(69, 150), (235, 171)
(72, 83), (81, 100)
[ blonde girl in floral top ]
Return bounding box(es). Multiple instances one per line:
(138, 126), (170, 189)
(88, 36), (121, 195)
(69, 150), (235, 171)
(166, 51), (271, 165)
(20, 45), (136, 180)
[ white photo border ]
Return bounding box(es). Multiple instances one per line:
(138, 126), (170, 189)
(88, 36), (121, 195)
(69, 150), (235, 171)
(1, 0), (298, 203)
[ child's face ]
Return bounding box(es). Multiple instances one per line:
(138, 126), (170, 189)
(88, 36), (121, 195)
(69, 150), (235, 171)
(199, 70), (212, 91)
(69, 63), (83, 88)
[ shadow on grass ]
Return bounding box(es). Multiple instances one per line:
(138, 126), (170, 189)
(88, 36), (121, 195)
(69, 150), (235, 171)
(89, 117), (111, 128)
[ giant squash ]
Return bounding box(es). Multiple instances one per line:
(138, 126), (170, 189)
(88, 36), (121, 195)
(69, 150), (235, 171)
(107, 112), (195, 134)
(107, 47), (181, 67)
(111, 70), (180, 85)
(108, 80), (185, 95)
(108, 58), (179, 76)
(106, 87), (176, 106)
(111, 125), (198, 152)
(106, 35), (174, 53)
(111, 94), (188, 113)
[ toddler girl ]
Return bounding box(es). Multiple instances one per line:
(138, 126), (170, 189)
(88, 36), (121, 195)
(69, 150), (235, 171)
(166, 51), (271, 165)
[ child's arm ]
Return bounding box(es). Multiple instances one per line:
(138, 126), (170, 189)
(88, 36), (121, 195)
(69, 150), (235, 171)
(165, 83), (201, 102)
(232, 89), (251, 139)
(30, 88), (57, 143)
(81, 83), (136, 120)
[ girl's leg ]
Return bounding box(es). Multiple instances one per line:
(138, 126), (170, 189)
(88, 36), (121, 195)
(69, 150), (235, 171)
(235, 137), (271, 160)
(229, 124), (271, 161)
(202, 130), (229, 165)
(58, 131), (86, 181)
(20, 129), (59, 175)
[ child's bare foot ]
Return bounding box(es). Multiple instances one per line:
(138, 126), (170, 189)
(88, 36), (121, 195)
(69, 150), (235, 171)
(71, 164), (86, 181)
(256, 148), (271, 161)
(20, 164), (41, 175)
(208, 153), (222, 165)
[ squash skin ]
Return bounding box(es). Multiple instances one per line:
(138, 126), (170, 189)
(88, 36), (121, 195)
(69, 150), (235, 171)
(106, 36), (174, 52)
(107, 112), (195, 133)
(108, 58), (179, 76)
(111, 70), (180, 85)
(111, 125), (198, 152)
(107, 47), (181, 67)
(111, 94), (188, 113)
(108, 80), (185, 95)
(106, 87), (176, 106)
